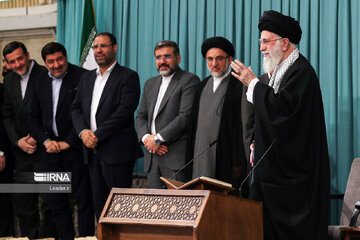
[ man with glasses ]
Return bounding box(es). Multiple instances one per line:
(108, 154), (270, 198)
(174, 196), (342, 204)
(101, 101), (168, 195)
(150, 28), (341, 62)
(71, 32), (142, 220)
(231, 10), (329, 239)
(136, 40), (200, 188)
(186, 37), (251, 196)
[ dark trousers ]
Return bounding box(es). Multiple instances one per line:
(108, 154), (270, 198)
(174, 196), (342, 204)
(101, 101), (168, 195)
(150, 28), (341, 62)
(13, 148), (56, 239)
(88, 152), (134, 220)
(0, 161), (14, 237)
(147, 155), (189, 189)
(44, 147), (94, 239)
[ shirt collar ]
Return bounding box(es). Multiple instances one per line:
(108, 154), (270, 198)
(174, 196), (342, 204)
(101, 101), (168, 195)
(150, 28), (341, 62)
(21, 60), (34, 80)
(96, 61), (117, 77)
(213, 68), (231, 82)
(161, 72), (175, 82)
(48, 69), (67, 80)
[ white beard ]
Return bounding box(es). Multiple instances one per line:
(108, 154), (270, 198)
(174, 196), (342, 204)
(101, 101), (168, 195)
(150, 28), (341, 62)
(263, 41), (283, 73)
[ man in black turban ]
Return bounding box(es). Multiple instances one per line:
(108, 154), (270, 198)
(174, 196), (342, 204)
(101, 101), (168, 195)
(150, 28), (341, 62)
(186, 37), (252, 196)
(231, 10), (330, 240)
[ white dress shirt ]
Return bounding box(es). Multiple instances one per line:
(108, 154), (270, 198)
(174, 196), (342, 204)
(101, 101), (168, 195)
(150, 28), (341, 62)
(213, 68), (231, 93)
(90, 61), (116, 132)
(141, 72), (175, 144)
(20, 60), (34, 99)
(48, 72), (64, 137)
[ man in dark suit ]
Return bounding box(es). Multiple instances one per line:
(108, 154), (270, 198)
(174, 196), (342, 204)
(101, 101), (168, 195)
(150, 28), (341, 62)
(2, 41), (55, 238)
(29, 42), (94, 239)
(71, 32), (142, 220)
(0, 59), (15, 237)
(136, 40), (200, 188)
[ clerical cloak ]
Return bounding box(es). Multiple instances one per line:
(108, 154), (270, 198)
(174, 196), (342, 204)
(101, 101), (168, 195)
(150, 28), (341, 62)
(250, 54), (330, 240)
(186, 74), (248, 196)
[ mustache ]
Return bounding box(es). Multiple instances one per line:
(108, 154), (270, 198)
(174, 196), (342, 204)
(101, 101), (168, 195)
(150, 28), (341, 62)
(15, 64), (25, 70)
(158, 63), (170, 69)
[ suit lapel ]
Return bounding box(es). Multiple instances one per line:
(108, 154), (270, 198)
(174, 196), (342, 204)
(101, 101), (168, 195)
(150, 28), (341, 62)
(13, 74), (23, 108)
(97, 63), (119, 110)
(57, 72), (72, 113)
(44, 75), (53, 117)
(156, 69), (181, 117)
(84, 71), (97, 121)
(148, 76), (162, 122)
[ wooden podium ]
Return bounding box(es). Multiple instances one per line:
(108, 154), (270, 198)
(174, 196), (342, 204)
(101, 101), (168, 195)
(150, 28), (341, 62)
(98, 178), (263, 240)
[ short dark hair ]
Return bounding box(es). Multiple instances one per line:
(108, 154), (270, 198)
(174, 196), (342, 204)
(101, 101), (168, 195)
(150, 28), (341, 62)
(96, 32), (117, 45)
(3, 41), (28, 60)
(41, 42), (67, 61)
(154, 40), (180, 56)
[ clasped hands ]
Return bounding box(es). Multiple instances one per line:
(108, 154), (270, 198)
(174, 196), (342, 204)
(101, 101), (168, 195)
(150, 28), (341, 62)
(81, 129), (98, 149)
(230, 60), (256, 86)
(144, 134), (168, 155)
(44, 140), (70, 153)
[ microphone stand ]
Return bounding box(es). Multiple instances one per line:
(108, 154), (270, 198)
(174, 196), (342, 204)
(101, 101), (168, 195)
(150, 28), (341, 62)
(239, 138), (277, 196)
(169, 140), (217, 180)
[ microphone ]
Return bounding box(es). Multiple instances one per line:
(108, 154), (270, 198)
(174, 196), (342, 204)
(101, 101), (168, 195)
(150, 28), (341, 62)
(169, 140), (217, 180)
(239, 138), (277, 196)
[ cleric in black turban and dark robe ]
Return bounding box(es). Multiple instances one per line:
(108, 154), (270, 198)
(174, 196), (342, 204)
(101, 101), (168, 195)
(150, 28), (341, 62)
(231, 10), (330, 240)
(186, 37), (252, 196)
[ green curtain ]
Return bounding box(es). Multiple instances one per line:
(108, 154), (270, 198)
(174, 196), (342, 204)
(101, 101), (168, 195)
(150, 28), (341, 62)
(57, 0), (360, 224)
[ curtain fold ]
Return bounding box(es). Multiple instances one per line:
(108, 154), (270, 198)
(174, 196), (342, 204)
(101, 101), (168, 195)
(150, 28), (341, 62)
(57, 0), (360, 224)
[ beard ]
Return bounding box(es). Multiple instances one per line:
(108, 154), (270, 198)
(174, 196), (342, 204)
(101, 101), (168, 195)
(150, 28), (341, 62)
(263, 41), (283, 73)
(210, 59), (229, 78)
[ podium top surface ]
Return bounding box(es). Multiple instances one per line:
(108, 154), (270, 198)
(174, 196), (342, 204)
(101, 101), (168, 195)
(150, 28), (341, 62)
(161, 176), (235, 193)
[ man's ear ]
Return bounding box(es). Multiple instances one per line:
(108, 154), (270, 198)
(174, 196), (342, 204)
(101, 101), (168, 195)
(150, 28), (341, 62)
(282, 38), (290, 51)
(113, 44), (118, 53)
(177, 55), (181, 64)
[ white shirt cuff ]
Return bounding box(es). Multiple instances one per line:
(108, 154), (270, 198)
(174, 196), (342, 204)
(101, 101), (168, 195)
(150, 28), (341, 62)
(43, 138), (51, 146)
(79, 129), (86, 139)
(246, 78), (259, 104)
(157, 133), (165, 142)
(142, 134), (150, 144)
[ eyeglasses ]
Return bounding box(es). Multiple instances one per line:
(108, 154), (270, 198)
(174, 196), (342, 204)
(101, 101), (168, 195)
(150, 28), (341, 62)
(206, 56), (228, 63)
(258, 38), (283, 45)
(155, 55), (173, 60)
(91, 44), (112, 50)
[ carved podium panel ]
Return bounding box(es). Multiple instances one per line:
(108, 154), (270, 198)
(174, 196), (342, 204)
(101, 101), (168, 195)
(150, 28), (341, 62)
(98, 188), (263, 240)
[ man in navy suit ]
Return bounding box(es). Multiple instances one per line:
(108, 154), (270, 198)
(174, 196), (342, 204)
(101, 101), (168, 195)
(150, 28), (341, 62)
(29, 42), (94, 238)
(71, 32), (142, 220)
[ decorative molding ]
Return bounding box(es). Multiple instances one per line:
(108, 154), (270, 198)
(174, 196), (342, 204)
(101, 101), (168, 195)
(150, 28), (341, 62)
(0, 28), (56, 40)
(0, 3), (56, 40)
(105, 193), (204, 222)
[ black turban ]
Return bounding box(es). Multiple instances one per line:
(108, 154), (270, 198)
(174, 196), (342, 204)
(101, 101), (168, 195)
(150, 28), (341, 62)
(258, 10), (302, 44)
(201, 37), (235, 58)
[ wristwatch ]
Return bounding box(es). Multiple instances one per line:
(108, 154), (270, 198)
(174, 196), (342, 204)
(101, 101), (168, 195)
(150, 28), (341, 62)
(0, 151), (4, 157)
(154, 135), (161, 144)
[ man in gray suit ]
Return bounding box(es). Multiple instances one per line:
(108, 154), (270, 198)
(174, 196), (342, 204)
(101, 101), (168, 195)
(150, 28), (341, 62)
(136, 40), (200, 188)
